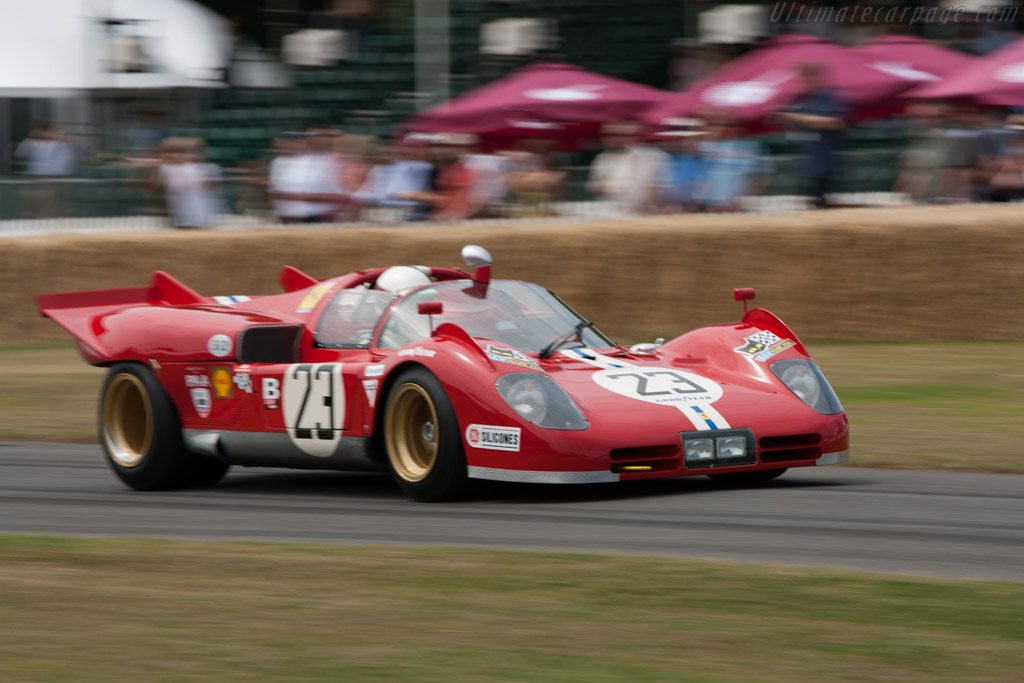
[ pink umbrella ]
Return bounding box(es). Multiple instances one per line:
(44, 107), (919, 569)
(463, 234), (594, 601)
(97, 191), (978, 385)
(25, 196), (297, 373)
(643, 34), (914, 130)
(908, 36), (1024, 105)
(856, 34), (972, 82)
(404, 63), (671, 150)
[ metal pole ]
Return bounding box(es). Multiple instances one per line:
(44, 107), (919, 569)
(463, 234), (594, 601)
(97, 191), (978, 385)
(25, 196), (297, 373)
(415, 0), (451, 110)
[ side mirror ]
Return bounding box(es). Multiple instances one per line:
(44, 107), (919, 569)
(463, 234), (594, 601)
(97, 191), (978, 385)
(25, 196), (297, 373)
(733, 288), (756, 302)
(418, 302), (443, 315)
(461, 245), (492, 296)
(734, 288), (756, 315)
(461, 245), (493, 268)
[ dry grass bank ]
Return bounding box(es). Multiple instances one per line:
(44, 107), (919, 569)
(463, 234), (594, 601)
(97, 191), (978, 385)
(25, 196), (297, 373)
(7, 204), (1024, 345)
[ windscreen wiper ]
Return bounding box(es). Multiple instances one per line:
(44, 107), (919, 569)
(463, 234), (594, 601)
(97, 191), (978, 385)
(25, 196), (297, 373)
(537, 320), (594, 359)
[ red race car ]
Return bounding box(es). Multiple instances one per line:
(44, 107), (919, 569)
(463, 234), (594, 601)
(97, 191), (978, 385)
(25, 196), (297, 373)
(37, 245), (848, 501)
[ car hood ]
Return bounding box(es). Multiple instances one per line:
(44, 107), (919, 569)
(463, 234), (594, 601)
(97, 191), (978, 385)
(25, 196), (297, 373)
(535, 347), (812, 433)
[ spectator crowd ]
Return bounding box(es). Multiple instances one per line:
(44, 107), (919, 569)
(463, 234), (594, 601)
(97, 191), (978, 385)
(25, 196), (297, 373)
(15, 65), (1024, 228)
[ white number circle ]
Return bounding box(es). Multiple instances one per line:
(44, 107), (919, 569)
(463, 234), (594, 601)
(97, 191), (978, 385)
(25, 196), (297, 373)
(592, 367), (723, 407)
(282, 363), (345, 457)
(207, 334), (233, 358)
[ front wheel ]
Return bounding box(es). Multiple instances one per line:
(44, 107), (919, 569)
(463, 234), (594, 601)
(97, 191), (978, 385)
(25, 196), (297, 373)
(383, 367), (467, 502)
(707, 468), (787, 486)
(100, 363), (229, 490)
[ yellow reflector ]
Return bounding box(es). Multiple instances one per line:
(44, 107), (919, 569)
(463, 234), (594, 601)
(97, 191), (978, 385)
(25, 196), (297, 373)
(620, 465), (653, 471)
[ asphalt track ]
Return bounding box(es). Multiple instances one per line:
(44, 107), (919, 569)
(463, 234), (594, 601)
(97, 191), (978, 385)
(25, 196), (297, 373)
(2, 442), (1022, 581)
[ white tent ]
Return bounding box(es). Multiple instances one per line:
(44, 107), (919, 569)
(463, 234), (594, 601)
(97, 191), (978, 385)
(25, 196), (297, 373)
(0, 0), (234, 95)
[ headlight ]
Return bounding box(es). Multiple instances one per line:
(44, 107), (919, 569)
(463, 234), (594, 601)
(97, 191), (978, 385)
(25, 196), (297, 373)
(716, 435), (748, 461)
(504, 376), (548, 423)
(684, 438), (715, 465)
(682, 429), (754, 468)
(495, 373), (589, 430)
(770, 359), (843, 415)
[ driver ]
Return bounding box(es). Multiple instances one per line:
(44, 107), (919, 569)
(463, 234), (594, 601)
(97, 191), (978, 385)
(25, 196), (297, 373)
(374, 266), (435, 348)
(376, 265), (431, 295)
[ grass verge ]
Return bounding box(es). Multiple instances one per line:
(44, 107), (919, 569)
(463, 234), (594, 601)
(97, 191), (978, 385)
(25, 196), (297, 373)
(1, 342), (1022, 473)
(1, 537), (1021, 683)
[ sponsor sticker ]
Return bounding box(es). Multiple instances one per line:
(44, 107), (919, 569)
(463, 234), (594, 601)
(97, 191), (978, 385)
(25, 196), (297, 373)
(190, 387), (212, 418)
(485, 344), (541, 371)
(296, 283), (333, 314)
(211, 367), (233, 398)
(465, 424), (521, 452)
(754, 339), (796, 362)
(734, 330), (782, 357)
(734, 330), (796, 363)
(362, 379), (379, 408)
(233, 364), (253, 393)
(184, 370), (210, 389)
(364, 363), (385, 378)
(212, 295), (253, 305)
(207, 334), (233, 358)
(262, 377), (280, 409)
(398, 347), (436, 358)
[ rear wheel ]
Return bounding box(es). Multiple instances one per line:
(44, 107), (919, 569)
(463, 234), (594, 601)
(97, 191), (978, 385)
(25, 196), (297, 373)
(383, 367), (467, 502)
(707, 468), (787, 485)
(100, 363), (228, 490)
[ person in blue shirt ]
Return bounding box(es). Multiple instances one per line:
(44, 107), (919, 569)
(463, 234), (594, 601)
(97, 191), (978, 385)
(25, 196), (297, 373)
(774, 62), (848, 209)
(659, 121), (710, 212)
(699, 113), (769, 212)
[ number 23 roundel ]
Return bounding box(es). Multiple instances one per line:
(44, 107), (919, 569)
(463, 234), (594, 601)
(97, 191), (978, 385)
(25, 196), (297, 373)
(281, 363), (345, 457)
(592, 367), (723, 407)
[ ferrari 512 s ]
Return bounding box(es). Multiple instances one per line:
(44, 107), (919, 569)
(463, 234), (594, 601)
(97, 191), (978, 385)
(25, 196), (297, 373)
(37, 245), (848, 501)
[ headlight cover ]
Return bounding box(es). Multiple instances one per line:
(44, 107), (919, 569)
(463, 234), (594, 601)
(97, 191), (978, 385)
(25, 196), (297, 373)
(495, 373), (589, 430)
(770, 359), (843, 415)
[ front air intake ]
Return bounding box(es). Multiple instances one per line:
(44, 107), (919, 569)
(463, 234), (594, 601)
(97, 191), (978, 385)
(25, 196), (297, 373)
(759, 433), (822, 463)
(609, 445), (681, 473)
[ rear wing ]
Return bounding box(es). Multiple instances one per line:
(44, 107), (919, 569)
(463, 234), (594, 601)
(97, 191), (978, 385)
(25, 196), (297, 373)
(37, 270), (203, 313)
(36, 271), (205, 362)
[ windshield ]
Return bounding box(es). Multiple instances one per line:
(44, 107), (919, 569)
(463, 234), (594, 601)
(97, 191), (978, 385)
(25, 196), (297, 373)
(316, 287), (398, 348)
(377, 280), (615, 353)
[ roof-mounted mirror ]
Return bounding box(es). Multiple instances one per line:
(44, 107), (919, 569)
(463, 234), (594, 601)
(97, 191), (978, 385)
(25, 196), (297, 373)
(461, 245), (493, 268)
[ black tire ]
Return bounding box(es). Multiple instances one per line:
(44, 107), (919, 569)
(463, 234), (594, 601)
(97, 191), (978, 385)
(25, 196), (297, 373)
(383, 367), (467, 502)
(707, 468), (788, 486)
(99, 363), (229, 491)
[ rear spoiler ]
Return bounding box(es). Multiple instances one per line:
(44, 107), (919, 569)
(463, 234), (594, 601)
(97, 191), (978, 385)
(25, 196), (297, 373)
(36, 271), (205, 362)
(37, 270), (204, 313)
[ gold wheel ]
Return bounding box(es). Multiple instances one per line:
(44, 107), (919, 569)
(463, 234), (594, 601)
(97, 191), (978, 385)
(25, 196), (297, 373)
(101, 373), (153, 468)
(384, 382), (440, 482)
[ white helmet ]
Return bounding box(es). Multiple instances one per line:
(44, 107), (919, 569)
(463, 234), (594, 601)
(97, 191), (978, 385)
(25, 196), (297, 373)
(376, 266), (431, 295)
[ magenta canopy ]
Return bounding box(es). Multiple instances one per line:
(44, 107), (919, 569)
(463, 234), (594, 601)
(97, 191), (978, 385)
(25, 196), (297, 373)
(643, 34), (918, 129)
(908, 36), (1024, 105)
(855, 34), (972, 81)
(403, 63), (671, 148)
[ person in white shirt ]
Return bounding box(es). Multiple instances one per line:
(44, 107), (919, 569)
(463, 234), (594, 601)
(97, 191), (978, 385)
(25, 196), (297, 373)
(587, 121), (669, 216)
(268, 130), (348, 223)
(268, 132), (309, 223)
(153, 137), (222, 229)
(15, 122), (75, 217)
(16, 123), (74, 177)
